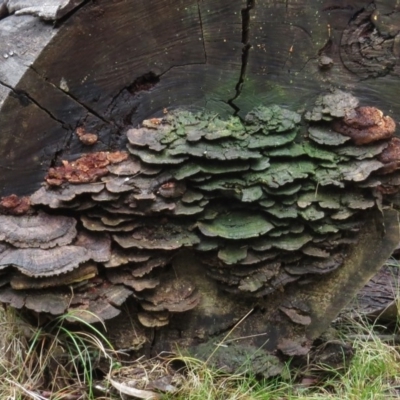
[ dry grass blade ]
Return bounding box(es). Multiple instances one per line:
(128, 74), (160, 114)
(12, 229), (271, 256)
(109, 377), (161, 399)
(108, 355), (182, 399)
(5, 377), (48, 400)
(205, 308), (254, 365)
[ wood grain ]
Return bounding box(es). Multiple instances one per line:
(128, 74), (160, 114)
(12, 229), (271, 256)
(1, 0), (399, 196)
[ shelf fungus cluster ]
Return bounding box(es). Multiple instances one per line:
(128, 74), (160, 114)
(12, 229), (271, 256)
(0, 90), (398, 329)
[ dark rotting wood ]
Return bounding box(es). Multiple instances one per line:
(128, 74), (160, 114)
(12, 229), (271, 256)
(343, 264), (400, 321)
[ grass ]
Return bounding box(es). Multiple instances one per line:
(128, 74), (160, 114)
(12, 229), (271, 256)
(0, 309), (115, 399)
(0, 298), (399, 399)
(163, 319), (400, 400)
(164, 323), (400, 400)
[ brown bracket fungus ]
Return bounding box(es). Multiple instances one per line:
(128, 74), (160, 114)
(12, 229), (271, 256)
(332, 106), (396, 145)
(0, 245), (90, 277)
(0, 194), (31, 215)
(0, 211), (77, 249)
(0, 94), (399, 357)
(140, 276), (200, 313)
(75, 127), (98, 146)
(30, 184), (104, 209)
(45, 151), (128, 186)
(10, 263), (98, 290)
(138, 311), (170, 328)
(378, 137), (400, 174)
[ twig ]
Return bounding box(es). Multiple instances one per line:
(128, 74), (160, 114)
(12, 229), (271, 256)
(205, 308), (254, 365)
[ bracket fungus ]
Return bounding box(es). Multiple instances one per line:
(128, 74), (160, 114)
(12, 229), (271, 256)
(0, 194), (31, 215)
(332, 106), (396, 145)
(0, 91), (399, 336)
(45, 151), (128, 186)
(75, 127), (98, 146)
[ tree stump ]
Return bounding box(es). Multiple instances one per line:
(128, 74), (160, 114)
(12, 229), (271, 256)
(0, 0), (399, 372)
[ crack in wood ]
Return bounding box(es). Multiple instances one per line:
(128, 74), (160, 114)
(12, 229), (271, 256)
(0, 78), (73, 174)
(55, 86), (112, 126)
(54, 0), (91, 27)
(322, 4), (357, 12)
(197, 0), (207, 63)
(8, 84), (75, 171)
(0, 78), (70, 130)
(227, 0), (255, 115)
(24, 65), (116, 164)
(29, 65), (112, 126)
(0, 80), (8, 91)
(105, 61), (208, 129)
(105, 71), (161, 124)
